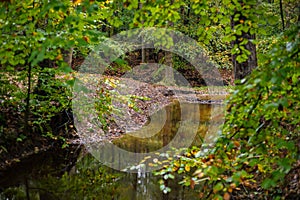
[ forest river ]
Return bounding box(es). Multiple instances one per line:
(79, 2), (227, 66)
(0, 103), (224, 200)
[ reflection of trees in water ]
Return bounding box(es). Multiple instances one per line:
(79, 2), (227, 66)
(119, 167), (199, 200)
(161, 100), (181, 147)
(112, 101), (182, 152)
(113, 102), (224, 153)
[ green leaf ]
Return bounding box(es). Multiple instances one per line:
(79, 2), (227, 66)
(277, 158), (292, 173)
(66, 79), (75, 87)
(261, 178), (276, 189)
(213, 182), (224, 193)
(168, 174), (175, 179)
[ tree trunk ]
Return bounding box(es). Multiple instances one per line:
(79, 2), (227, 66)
(279, 0), (285, 30)
(231, 6), (257, 81)
(24, 61), (32, 135)
(162, 0), (175, 85)
(163, 51), (175, 85)
(63, 47), (73, 67)
(231, 34), (257, 80)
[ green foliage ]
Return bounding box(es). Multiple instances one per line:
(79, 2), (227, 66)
(0, 0), (115, 147)
(126, 0), (184, 28)
(153, 25), (299, 198)
(218, 23), (299, 193)
(0, 187), (28, 200)
(121, 0), (287, 70)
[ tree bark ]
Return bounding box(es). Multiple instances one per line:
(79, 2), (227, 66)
(279, 0), (285, 30)
(163, 51), (175, 85)
(231, 34), (257, 80)
(139, 0), (146, 63)
(63, 47), (73, 67)
(231, 4), (257, 81)
(24, 61), (32, 135)
(162, 0), (175, 85)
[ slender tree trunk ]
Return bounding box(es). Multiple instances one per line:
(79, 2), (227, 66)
(139, 0), (146, 63)
(24, 1), (35, 135)
(279, 0), (285, 30)
(231, 34), (257, 80)
(162, 0), (175, 85)
(24, 62), (32, 135)
(163, 51), (175, 85)
(63, 47), (73, 67)
(231, 3), (257, 81)
(25, 177), (30, 200)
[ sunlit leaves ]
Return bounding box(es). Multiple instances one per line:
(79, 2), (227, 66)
(153, 25), (299, 198)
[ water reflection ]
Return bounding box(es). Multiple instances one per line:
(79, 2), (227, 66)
(0, 152), (198, 200)
(0, 103), (224, 200)
(113, 102), (224, 152)
(89, 102), (224, 172)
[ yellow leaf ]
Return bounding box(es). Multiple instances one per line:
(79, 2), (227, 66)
(257, 164), (265, 172)
(56, 54), (63, 60)
(73, 0), (82, 5)
(172, 167), (178, 172)
(202, 163), (208, 168)
(174, 161), (180, 167)
(128, 103), (135, 108)
(185, 165), (190, 172)
(191, 150), (198, 155)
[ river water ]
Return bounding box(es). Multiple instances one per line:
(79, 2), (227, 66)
(0, 103), (224, 200)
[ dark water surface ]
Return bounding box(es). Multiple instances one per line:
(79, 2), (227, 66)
(0, 103), (224, 200)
